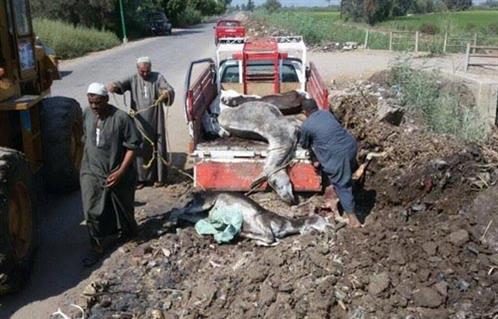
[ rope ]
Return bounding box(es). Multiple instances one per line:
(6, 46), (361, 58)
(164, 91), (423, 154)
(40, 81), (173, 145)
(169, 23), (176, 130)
(110, 92), (195, 183)
(244, 160), (294, 197)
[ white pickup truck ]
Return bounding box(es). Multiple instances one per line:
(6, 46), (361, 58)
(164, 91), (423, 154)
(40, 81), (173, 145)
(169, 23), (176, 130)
(184, 36), (330, 192)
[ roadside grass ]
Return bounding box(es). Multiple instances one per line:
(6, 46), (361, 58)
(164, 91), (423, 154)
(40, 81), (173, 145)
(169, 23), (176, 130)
(377, 10), (498, 34)
(390, 61), (487, 142)
(34, 18), (121, 59)
(252, 9), (498, 51)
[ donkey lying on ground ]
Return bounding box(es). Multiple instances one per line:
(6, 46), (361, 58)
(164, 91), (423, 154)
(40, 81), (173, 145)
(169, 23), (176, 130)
(169, 192), (330, 246)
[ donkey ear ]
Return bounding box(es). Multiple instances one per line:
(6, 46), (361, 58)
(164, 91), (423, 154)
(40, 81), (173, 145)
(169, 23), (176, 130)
(250, 175), (268, 189)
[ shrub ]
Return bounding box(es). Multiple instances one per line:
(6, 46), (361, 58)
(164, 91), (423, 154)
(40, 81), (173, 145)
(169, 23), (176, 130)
(390, 61), (487, 142)
(419, 23), (439, 35)
(176, 5), (203, 27)
(33, 18), (120, 59)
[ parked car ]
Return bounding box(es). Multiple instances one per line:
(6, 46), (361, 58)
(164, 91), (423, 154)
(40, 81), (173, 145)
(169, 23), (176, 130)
(146, 12), (172, 36)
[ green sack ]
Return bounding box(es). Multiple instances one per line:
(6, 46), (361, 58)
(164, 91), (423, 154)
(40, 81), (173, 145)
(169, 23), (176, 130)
(195, 203), (243, 244)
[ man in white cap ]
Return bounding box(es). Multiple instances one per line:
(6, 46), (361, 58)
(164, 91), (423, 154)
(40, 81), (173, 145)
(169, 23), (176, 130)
(107, 57), (175, 189)
(80, 82), (142, 266)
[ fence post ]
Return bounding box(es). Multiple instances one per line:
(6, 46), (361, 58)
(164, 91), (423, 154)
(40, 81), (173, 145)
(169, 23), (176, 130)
(364, 29), (369, 49)
(415, 31), (419, 53)
(465, 43), (470, 72)
(443, 32), (448, 53)
(472, 33), (477, 54)
(389, 32), (393, 51)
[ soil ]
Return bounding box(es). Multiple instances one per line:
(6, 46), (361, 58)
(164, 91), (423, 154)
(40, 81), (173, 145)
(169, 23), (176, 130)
(57, 75), (498, 319)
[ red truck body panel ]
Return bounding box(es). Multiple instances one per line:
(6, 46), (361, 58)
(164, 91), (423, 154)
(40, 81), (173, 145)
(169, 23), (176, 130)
(215, 20), (245, 44)
(195, 161), (322, 192)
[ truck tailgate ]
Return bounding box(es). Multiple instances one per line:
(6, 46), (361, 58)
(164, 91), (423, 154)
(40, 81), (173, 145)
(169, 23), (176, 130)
(195, 160), (321, 192)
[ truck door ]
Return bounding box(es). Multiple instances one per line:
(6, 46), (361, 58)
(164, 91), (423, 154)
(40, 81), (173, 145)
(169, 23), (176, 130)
(307, 62), (329, 109)
(184, 58), (217, 151)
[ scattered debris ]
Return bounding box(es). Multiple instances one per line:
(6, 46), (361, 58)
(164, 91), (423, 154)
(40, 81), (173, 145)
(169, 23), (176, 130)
(58, 72), (498, 318)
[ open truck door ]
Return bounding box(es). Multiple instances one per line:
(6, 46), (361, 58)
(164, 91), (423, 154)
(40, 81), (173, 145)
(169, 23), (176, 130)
(184, 58), (217, 152)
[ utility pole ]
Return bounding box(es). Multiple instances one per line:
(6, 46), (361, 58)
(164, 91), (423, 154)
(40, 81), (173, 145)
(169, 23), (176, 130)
(119, 0), (128, 44)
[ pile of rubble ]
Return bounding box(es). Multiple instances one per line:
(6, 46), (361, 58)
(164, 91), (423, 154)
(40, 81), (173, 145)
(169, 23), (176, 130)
(246, 18), (360, 52)
(63, 77), (498, 319)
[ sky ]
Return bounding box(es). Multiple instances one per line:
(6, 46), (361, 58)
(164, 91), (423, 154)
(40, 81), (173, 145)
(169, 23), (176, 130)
(231, 0), (339, 7)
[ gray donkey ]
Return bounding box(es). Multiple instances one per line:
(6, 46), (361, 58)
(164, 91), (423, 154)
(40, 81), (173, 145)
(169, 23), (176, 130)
(218, 101), (298, 204)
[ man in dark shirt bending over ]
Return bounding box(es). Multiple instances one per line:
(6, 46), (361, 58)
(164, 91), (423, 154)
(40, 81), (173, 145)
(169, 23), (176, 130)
(299, 99), (362, 228)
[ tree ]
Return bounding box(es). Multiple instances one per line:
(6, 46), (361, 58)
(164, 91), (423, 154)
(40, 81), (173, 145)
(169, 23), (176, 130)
(264, 0), (282, 11)
(443, 0), (472, 10)
(390, 0), (412, 16)
(246, 0), (256, 11)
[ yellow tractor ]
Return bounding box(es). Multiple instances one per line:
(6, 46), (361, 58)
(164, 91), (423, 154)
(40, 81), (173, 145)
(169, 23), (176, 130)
(0, 0), (83, 293)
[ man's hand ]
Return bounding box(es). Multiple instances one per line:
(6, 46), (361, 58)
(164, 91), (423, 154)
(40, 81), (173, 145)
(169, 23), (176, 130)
(0, 67), (5, 79)
(106, 168), (125, 188)
(157, 90), (170, 104)
(106, 82), (118, 93)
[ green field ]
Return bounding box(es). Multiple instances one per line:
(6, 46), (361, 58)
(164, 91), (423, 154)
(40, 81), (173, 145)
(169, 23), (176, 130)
(377, 10), (498, 34)
(253, 9), (498, 52)
(34, 18), (121, 59)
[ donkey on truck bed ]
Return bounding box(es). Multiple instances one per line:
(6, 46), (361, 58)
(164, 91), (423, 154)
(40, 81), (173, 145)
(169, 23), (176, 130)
(218, 101), (299, 204)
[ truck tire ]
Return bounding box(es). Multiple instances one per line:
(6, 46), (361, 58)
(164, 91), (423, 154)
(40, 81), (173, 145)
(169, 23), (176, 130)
(40, 96), (83, 193)
(0, 147), (37, 294)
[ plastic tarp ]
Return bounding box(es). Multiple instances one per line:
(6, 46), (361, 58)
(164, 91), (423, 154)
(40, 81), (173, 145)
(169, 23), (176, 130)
(195, 203), (243, 244)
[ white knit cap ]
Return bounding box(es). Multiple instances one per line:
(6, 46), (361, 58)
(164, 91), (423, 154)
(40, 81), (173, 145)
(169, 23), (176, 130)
(87, 82), (108, 96)
(137, 56), (151, 65)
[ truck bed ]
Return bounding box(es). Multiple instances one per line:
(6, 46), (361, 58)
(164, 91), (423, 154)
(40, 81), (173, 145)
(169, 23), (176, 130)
(195, 135), (310, 160)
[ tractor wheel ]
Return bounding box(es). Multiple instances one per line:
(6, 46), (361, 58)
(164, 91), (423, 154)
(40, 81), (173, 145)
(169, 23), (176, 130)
(40, 96), (83, 193)
(0, 147), (37, 295)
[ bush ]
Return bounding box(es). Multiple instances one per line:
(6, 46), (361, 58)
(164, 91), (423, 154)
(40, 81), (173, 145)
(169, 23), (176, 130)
(176, 5), (203, 27)
(419, 23), (439, 34)
(390, 61), (487, 142)
(33, 18), (120, 59)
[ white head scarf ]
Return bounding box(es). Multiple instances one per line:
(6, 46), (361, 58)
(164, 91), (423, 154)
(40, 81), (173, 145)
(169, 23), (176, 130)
(87, 82), (108, 96)
(137, 56), (152, 65)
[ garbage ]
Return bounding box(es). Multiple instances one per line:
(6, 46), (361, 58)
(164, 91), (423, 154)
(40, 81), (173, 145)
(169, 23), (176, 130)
(65, 71), (498, 319)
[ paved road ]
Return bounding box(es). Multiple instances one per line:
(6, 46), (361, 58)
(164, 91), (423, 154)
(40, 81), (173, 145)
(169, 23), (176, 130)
(0, 23), (215, 319)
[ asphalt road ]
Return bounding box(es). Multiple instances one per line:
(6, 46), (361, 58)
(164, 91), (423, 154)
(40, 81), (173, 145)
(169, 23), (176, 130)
(0, 23), (215, 319)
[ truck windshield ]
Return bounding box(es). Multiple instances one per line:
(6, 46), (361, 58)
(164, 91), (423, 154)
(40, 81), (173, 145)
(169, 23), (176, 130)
(221, 62), (299, 83)
(148, 13), (166, 21)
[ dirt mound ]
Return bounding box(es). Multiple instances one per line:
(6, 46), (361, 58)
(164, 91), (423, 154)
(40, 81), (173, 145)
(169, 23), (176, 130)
(67, 81), (498, 319)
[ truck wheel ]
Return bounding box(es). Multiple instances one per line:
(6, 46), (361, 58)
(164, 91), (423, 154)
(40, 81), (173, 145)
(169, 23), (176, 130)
(0, 147), (37, 294)
(40, 97), (83, 193)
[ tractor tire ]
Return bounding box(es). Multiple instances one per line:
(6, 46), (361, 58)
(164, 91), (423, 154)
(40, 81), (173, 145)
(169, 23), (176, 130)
(40, 96), (83, 193)
(0, 147), (38, 295)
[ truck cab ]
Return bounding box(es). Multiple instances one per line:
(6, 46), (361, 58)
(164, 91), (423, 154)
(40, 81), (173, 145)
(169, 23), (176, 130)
(185, 36), (329, 193)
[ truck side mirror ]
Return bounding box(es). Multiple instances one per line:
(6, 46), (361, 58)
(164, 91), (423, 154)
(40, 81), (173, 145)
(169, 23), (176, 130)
(305, 67), (311, 80)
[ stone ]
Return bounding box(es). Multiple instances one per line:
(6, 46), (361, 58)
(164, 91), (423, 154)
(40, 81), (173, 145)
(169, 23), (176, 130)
(259, 283), (276, 306)
(422, 242), (438, 256)
(377, 100), (404, 126)
(413, 287), (443, 308)
(447, 229), (469, 246)
(433, 282), (448, 297)
(368, 272), (390, 296)
(389, 245), (406, 265)
(489, 254), (498, 266)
